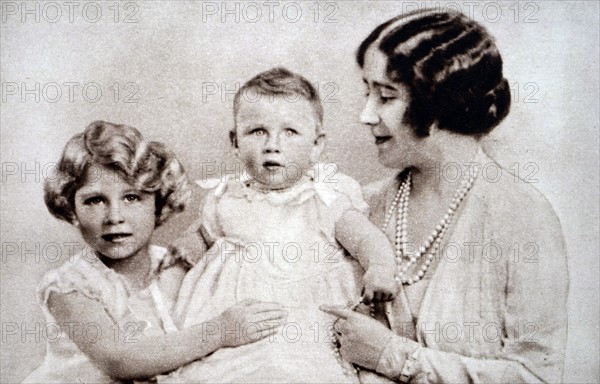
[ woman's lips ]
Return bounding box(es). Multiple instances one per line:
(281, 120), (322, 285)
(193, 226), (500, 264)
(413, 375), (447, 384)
(375, 136), (392, 145)
(102, 233), (132, 243)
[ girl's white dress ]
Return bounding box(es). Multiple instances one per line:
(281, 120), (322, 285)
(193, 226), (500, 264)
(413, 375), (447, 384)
(23, 246), (178, 384)
(163, 170), (366, 383)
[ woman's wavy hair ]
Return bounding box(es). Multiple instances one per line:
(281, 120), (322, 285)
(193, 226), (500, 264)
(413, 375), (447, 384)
(44, 121), (191, 226)
(357, 9), (511, 137)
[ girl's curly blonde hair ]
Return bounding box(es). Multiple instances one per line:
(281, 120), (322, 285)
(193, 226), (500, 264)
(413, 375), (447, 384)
(44, 120), (191, 226)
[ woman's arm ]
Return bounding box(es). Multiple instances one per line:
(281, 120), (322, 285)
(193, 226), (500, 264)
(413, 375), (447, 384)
(48, 292), (286, 380)
(326, 190), (569, 383)
(335, 210), (397, 302)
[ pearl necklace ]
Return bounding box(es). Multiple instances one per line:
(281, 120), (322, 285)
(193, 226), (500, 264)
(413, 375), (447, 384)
(383, 168), (477, 285)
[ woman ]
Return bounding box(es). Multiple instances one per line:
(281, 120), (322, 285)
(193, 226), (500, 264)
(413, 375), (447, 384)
(321, 9), (568, 383)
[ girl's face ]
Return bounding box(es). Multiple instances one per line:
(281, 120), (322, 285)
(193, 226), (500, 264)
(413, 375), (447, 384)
(360, 47), (426, 169)
(235, 96), (323, 190)
(73, 166), (156, 262)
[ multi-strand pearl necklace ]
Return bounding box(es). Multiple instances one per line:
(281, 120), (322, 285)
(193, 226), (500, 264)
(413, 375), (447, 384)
(331, 166), (477, 375)
(383, 167), (477, 285)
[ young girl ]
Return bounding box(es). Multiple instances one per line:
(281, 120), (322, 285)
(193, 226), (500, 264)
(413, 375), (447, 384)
(23, 121), (287, 383)
(164, 68), (398, 383)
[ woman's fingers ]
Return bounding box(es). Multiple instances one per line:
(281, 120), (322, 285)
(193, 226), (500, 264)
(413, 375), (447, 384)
(362, 289), (375, 305)
(333, 318), (348, 335)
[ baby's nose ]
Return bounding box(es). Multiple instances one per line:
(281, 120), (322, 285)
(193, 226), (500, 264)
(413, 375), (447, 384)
(263, 134), (281, 153)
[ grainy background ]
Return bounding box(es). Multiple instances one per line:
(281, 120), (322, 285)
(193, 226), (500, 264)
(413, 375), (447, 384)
(1, 1), (598, 382)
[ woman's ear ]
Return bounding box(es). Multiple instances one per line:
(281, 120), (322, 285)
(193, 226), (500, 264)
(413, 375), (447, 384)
(310, 131), (326, 163)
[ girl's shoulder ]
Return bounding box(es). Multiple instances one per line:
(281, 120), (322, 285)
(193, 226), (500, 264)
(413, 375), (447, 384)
(38, 252), (107, 297)
(37, 246), (168, 321)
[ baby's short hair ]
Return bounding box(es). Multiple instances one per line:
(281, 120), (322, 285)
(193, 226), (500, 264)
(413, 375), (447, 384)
(233, 67), (323, 126)
(44, 121), (191, 226)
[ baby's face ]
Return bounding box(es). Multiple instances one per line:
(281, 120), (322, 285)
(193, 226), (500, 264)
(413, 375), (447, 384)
(235, 96), (323, 190)
(73, 166), (156, 262)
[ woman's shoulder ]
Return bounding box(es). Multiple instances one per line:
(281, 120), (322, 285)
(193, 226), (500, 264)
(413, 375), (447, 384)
(474, 154), (565, 245)
(476, 157), (559, 220)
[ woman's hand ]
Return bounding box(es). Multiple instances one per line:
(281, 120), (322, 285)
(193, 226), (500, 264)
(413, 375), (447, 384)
(213, 299), (287, 347)
(320, 304), (395, 370)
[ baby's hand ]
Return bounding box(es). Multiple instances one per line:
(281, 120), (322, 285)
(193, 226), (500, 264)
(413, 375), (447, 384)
(362, 265), (397, 304)
(213, 299), (287, 347)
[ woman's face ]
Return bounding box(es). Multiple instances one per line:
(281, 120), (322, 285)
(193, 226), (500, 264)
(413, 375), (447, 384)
(360, 47), (426, 169)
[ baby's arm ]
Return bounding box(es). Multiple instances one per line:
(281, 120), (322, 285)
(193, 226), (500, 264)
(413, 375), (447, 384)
(47, 292), (286, 380)
(335, 210), (397, 303)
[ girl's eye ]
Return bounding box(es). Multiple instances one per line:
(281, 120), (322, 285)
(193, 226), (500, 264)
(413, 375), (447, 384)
(124, 194), (141, 202)
(284, 128), (298, 136)
(84, 196), (104, 205)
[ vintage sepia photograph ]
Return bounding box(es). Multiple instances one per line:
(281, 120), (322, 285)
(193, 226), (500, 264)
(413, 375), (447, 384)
(1, 1), (598, 383)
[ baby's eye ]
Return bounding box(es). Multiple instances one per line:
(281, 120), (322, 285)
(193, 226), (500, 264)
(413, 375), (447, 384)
(84, 196), (104, 205)
(284, 128), (298, 136)
(124, 194), (141, 202)
(249, 128), (266, 136)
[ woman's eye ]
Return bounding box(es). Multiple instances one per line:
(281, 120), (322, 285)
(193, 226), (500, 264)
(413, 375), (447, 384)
(124, 194), (141, 202)
(284, 128), (298, 136)
(380, 93), (396, 103)
(84, 196), (104, 205)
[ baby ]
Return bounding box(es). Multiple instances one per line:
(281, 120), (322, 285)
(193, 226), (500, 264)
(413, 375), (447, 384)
(165, 68), (397, 383)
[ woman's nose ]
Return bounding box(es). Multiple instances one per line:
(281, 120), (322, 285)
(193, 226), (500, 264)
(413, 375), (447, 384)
(263, 134), (281, 153)
(105, 202), (125, 225)
(359, 97), (380, 126)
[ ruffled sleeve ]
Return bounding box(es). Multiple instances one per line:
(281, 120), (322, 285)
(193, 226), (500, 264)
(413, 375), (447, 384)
(312, 163), (369, 219)
(37, 254), (130, 322)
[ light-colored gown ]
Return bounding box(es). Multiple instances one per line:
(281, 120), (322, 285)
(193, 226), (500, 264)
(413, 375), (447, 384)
(23, 246), (178, 384)
(365, 149), (569, 383)
(162, 169), (367, 383)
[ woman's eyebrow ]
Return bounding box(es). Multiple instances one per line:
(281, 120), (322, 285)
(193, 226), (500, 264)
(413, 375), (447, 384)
(373, 81), (398, 92)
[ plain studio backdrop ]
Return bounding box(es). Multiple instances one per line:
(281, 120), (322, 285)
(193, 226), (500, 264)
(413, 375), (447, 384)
(1, 1), (598, 382)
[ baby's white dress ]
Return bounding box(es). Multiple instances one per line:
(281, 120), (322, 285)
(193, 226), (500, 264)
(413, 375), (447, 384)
(164, 170), (366, 383)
